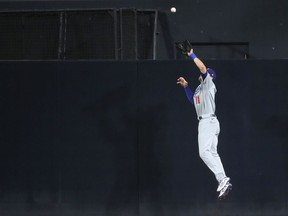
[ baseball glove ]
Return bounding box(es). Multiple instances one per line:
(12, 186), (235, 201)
(176, 40), (192, 55)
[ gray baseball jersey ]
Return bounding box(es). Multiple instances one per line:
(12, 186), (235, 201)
(193, 73), (217, 117)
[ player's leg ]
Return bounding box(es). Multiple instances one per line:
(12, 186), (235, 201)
(211, 133), (231, 192)
(199, 118), (232, 199)
(211, 132), (226, 182)
(209, 119), (231, 192)
(198, 119), (223, 179)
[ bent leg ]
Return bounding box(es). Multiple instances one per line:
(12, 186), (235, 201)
(211, 134), (226, 182)
(198, 118), (226, 182)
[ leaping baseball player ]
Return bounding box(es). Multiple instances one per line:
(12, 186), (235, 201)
(176, 40), (232, 200)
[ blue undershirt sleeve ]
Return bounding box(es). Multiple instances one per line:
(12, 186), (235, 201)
(184, 86), (194, 105)
(201, 71), (207, 80)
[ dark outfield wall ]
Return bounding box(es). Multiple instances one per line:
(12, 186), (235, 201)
(0, 60), (288, 215)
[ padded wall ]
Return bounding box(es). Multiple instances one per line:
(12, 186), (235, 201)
(0, 60), (287, 215)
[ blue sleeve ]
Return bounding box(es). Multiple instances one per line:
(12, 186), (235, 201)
(184, 86), (194, 105)
(201, 71), (207, 80)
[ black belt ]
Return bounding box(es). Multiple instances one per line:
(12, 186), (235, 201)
(198, 114), (216, 120)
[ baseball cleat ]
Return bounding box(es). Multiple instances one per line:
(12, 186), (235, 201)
(217, 177), (230, 192)
(218, 182), (232, 200)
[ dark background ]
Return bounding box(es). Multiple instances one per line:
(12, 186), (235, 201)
(0, 0), (288, 215)
(0, 0), (288, 59)
(0, 60), (288, 215)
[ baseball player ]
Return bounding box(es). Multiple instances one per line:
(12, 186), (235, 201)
(176, 40), (232, 199)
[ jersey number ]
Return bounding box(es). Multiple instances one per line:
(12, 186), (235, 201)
(195, 96), (200, 104)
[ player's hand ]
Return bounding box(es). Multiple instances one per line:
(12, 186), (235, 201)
(187, 49), (193, 56)
(177, 77), (188, 88)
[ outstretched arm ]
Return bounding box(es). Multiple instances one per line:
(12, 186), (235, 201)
(187, 49), (207, 74)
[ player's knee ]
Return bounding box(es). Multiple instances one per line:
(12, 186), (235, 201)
(199, 150), (209, 160)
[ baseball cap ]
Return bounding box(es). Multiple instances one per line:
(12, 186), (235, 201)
(207, 68), (216, 80)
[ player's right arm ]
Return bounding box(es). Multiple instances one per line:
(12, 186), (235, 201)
(177, 77), (194, 105)
(187, 49), (207, 74)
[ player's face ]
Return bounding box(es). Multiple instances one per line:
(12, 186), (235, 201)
(198, 75), (203, 82)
